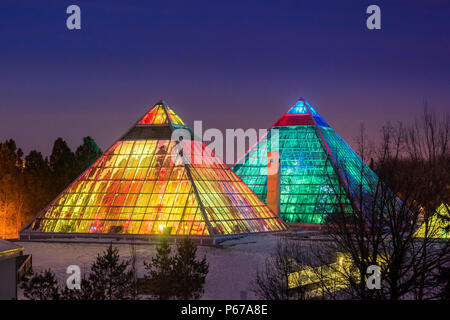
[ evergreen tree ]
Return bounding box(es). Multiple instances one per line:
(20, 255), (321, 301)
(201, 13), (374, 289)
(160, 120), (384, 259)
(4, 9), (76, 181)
(20, 269), (61, 300)
(0, 139), (25, 238)
(172, 238), (209, 300)
(144, 238), (175, 299)
(23, 150), (52, 225)
(144, 238), (209, 300)
(49, 137), (76, 194)
(75, 136), (102, 172)
(61, 277), (96, 300)
(82, 243), (135, 300)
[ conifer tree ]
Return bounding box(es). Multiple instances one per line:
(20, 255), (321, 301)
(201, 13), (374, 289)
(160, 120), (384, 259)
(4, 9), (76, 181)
(144, 237), (175, 299)
(75, 136), (102, 172)
(144, 238), (209, 300)
(83, 243), (135, 300)
(20, 269), (61, 300)
(172, 238), (209, 300)
(49, 137), (76, 194)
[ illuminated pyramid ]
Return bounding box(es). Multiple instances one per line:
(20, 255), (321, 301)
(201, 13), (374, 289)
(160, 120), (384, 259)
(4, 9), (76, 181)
(21, 101), (286, 240)
(415, 204), (450, 239)
(231, 98), (380, 224)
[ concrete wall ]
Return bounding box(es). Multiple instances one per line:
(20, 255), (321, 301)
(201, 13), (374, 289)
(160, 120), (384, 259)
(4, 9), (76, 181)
(0, 257), (17, 300)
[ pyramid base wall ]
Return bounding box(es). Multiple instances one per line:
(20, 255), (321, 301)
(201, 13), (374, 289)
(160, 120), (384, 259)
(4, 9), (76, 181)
(18, 231), (286, 246)
(18, 231), (215, 246)
(287, 223), (323, 231)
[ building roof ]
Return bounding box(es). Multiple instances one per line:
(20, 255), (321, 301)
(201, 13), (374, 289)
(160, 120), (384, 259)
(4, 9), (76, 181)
(0, 239), (23, 260)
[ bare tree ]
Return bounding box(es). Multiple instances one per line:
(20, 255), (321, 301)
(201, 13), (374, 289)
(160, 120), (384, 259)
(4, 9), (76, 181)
(252, 239), (308, 300)
(318, 105), (450, 300)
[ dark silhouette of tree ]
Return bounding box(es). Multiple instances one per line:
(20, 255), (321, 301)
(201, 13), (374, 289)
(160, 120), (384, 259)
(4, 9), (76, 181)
(20, 269), (61, 300)
(143, 238), (209, 300)
(75, 136), (102, 172)
(22, 150), (52, 225)
(318, 106), (450, 300)
(172, 238), (209, 300)
(81, 243), (136, 300)
(0, 139), (25, 238)
(144, 238), (175, 300)
(436, 267), (450, 300)
(0, 136), (103, 238)
(21, 245), (136, 300)
(49, 137), (76, 194)
(252, 239), (309, 300)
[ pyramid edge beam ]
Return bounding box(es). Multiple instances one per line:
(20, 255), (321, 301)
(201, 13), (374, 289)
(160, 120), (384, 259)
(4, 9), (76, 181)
(181, 149), (218, 237)
(162, 104), (217, 236)
(304, 102), (362, 213)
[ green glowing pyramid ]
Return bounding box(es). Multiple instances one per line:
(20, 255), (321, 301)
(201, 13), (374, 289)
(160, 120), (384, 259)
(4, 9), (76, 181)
(231, 98), (380, 224)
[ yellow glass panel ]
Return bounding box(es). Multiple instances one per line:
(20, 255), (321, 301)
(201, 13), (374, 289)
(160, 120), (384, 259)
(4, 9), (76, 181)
(133, 141), (146, 154)
(154, 181), (167, 193)
(143, 141), (157, 154)
(166, 181), (179, 193)
(124, 194), (138, 207)
(115, 155), (129, 168)
(134, 168), (148, 180)
(119, 141), (134, 154)
(129, 181), (143, 193)
(138, 155), (152, 167)
(141, 181), (155, 193)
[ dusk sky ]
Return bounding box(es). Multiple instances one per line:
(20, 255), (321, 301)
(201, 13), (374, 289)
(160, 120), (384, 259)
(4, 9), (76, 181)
(1, 0), (449, 160)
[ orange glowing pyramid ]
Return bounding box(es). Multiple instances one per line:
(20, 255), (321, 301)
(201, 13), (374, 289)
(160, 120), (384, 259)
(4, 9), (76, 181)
(21, 101), (286, 240)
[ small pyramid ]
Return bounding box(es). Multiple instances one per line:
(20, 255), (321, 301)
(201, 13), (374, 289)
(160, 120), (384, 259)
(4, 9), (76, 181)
(232, 98), (382, 224)
(415, 204), (450, 239)
(21, 101), (286, 239)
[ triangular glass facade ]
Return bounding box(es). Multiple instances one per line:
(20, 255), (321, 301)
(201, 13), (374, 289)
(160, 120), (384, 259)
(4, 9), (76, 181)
(232, 98), (379, 224)
(23, 101), (286, 238)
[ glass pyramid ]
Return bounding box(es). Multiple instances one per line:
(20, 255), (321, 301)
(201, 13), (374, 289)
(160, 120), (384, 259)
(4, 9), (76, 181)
(232, 98), (380, 224)
(22, 101), (286, 238)
(414, 204), (450, 239)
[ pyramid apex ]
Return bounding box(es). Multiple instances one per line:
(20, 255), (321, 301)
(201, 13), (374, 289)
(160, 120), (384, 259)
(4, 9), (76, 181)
(272, 98), (329, 127)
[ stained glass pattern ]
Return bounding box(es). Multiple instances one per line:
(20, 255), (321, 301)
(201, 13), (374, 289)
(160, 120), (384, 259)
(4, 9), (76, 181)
(138, 104), (169, 125)
(25, 102), (285, 237)
(232, 98), (381, 224)
(167, 107), (185, 126)
(415, 204), (450, 239)
(233, 126), (350, 223)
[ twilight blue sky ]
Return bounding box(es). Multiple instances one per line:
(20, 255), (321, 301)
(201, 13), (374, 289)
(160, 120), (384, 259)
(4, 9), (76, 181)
(1, 0), (449, 160)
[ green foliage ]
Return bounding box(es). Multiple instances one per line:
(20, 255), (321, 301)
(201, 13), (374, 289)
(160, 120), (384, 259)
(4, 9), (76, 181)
(144, 238), (209, 300)
(0, 140), (24, 238)
(80, 243), (136, 300)
(0, 136), (102, 238)
(172, 238), (209, 300)
(144, 237), (175, 300)
(49, 137), (76, 194)
(75, 136), (102, 172)
(20, 269), (61, 300)
(22, 150), (52, 225)
(21, 244), (136, 300)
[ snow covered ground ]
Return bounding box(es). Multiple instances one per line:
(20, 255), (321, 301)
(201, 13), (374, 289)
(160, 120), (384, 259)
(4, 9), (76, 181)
(15, 231), (318, 300)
